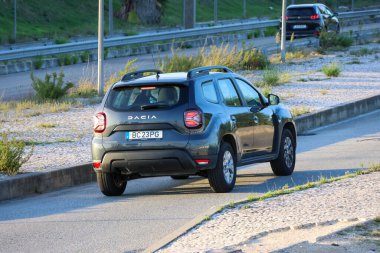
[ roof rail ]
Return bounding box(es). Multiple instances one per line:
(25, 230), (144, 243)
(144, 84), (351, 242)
(187, 66), (233, 79)
(122, 69), (163, 82)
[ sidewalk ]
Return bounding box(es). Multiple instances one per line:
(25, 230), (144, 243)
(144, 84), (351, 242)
(160, 172), (380, 252)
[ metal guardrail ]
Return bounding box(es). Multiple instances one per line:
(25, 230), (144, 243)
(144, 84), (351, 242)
(0, 9), (379, 61)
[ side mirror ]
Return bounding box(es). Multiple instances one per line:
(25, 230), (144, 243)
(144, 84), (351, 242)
(268, 94), (280, 105)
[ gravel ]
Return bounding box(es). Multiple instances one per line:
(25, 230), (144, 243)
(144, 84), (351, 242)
(159, 172), (380, 252)
(0, 43), (379, 178)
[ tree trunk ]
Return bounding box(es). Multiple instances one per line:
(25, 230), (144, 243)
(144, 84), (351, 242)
(118, 0), (161, 24)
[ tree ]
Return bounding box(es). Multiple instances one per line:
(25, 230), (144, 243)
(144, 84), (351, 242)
(118, 0), (167, 24)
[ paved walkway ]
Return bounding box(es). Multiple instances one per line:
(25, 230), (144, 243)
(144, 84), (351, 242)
(161, 172), (380, 252)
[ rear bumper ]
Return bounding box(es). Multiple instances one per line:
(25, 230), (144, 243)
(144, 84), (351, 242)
(95, 149), (217, 176)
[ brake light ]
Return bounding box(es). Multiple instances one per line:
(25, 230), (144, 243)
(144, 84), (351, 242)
(141, 86), (156, 90)
(184, 110), (202, 128)
(281, 16), (289, 21)
(93, 112), (106, 133)
(310, 14), (319, 20)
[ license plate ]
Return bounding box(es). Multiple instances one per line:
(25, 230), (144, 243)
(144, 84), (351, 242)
(293, 25), (307, 29)
(126, 130), (163, 140)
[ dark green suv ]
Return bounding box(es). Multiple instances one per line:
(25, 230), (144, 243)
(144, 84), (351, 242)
(92, 66), (296, 196)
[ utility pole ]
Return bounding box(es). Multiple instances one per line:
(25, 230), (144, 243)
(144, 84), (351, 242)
(281, 0), (287, 63)
(13, 0), (17, 42)
(243, 0), (246, 19)
(214, 0), (218, 23)
(98, 0), (104, 96)
(109, 0), (113, 35)
(351, 0), (354, 11)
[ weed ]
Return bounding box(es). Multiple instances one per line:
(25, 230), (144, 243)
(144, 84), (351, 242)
(203, 215), (210, 221)
(374, 217), (380, 222)
(263, 69), (279, 86)
(37, 123), (56, 128)
(264, 27), (277, 37)
(228, 202), (236, 208)
(319, 32), (353, 50)
(322, 63), (341, 77)
(371, 230), (380, 237)
(80, 51), (91, 63)
(320, 89), (329, 95)
(291, 106), (311, 117)
(72, 55), (79, 64)
(347, 59), (361, 64)
(241, 48), (269, 70)
(0, 133), (33, 176)
(31, 71), (74, 100)
(350, 47), (379, 57)
(261, 85), (272, 97)
(33, 56), (44, 70)
(54, 37), (69, 44)
(297, 78), (308, 82)
(105, 59), (138, 92)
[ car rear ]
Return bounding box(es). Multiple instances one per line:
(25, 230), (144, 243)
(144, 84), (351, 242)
(92, 73), (210, 179)
(285, 5), (323, 38)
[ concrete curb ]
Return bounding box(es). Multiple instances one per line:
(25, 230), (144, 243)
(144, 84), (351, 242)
(0, 164), (95, 201)
(295, 94), (380, 133)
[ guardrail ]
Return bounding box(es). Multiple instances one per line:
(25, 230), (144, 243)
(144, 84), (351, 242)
(0, 9), (379, 61)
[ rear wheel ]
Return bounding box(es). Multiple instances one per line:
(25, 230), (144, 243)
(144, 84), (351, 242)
(97, 172), (127, 196)
(270, 129), (296, 176)
(170, 175), (189, 180)
(208, 143), (236, 193)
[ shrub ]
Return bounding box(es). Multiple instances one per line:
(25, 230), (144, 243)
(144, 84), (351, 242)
(202, 45), (242, 69)
(241, 48), (269, 70)
(0, 133), (33, 176)
(319, 32), (353, 49)
(264, 27), (277, 37)
(33, 56), (44, 70)
(57, 54), (73, 66)
(263, 69), (280, 86)
(159, 49), (202, 73)
(54, 37), (70, 44)
(72, 55), (79, 64)
(31, 71), (74, 100)
(80, 51), (91, 63)
(322, 63), (341, 77)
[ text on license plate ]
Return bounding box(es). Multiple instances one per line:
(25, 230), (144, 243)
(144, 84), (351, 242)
(126, 130), (163, 140)
(293, 25), (307, 29)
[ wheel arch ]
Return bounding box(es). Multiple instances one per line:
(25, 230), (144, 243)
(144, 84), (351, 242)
(283, 122), (297, 148)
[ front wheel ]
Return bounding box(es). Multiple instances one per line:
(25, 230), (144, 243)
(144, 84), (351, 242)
(270, 129), (296, 176)
(97, 172), (127, 196)
(208, 143), (237, 193)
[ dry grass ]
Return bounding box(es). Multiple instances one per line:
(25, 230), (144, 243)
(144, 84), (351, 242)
(69, 63), (98, 98)
(0, 100), (81, 116)
(291, 106), (311, 117)
(37, 123), (56, 128)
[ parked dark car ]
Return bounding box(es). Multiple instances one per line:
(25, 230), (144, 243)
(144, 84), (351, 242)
(92, 66), (297, 196)
(283, 3), (340, 39)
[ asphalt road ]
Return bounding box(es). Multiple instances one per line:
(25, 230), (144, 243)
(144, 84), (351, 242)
(0, 110), (379, 253)
(1, 22), (379, 101)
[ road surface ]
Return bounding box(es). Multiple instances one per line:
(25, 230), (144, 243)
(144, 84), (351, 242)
(0, 110), (379, 252)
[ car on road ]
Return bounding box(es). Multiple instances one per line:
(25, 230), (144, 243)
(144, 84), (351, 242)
(92, 66), (297, 196)
(283, 3), (340, 39)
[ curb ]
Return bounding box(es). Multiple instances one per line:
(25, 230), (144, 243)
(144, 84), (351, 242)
(0, 164), (95, 202)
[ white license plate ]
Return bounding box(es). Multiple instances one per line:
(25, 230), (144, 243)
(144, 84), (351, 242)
(126, 130), (163, 140)
(293, 25), (307, 29)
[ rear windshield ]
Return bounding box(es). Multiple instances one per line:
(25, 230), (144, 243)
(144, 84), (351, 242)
(287, 7), (316, 16)
(105, 85), (187, 111)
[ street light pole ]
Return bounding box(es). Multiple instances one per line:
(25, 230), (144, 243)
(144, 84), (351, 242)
(98, 0), (104, 96)
(281, 0), (287, 63)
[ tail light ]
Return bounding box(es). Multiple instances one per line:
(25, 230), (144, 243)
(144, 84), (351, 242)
(184, 110), (202, 128)
(195, 159), (209, 165)
(93, 162), (102, 170)
(310, 14), (319, 20)
(93, 112), (106, 133)
(281, 16), (289, 21)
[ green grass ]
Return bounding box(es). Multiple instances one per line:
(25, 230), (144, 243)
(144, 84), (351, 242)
(291, 106), (311, 117)
(322, 63), (341, 77)
(37, 123), (56, 128)
(350, 47), (380, 57)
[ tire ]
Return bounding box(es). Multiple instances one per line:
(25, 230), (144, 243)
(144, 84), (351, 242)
(170, 175), (189, 180)
(208, 142), (237, 193)
(97, 172), (127, 196)
(336, 24), (340, 34)
(270, 129), (296, 176)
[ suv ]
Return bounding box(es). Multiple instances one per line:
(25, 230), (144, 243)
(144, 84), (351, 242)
(92, 66), (297, 196)
(284, 4), (340, 39)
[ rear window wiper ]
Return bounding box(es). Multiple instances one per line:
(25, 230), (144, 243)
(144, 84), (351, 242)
(140, 104), (170, 110)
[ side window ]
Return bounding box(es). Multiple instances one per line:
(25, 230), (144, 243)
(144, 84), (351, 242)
(324, 7), (333, 16)
(235, 79), (263, 108)
(201, 80), (218, 103)
(217, 79), (242, 107)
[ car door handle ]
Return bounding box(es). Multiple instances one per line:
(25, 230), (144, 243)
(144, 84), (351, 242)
(253, 116), (259, 124)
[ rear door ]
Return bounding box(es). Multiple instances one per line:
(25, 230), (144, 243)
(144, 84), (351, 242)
(102, 84), (190, 151)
